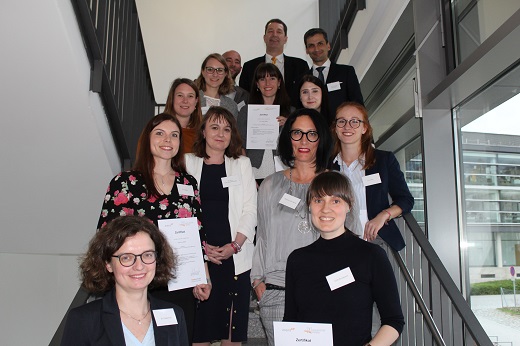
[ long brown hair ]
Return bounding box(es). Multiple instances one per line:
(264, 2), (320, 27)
(332, 102), (375, 169)
(164, 78), (202, 130)
(133, 113), (187, 198)
(195, 53), (234, 95)
(248, 63), (292, 117)
(192, 106), (243, 159)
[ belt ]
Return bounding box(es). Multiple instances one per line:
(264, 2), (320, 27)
(265, 283), (285, 290)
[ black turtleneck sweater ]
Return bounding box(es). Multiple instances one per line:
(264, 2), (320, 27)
(284, 232), (404, 346)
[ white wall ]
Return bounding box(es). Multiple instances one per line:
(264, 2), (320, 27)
(135, 0), (319, 103)
(0, 0), (120, 343)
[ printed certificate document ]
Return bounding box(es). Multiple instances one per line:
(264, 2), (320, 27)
(158, 217), (206, 291)
(273, 321), (333, 345)
(246, 104), (280, 150)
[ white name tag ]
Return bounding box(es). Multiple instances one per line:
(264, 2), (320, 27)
(177, 184), (195, 196)
(237, 100), (246, 112)
(327, 81), (342, 92)
(326, 267), (355, 291)
(279, 193), (301, 210)
(222, 175), (241, 188)
(362, 173), (381, 187)
(152, 308), (178, 326)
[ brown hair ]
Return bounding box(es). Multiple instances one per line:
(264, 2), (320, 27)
(133, 113), (187, 198)
(307, 171), (354, 209)
(192, 106), (243, 159)
(164, 78), (203, 130)
(80, 216), (176, 294)
(195, 53), (235, 96)
(332, 102), (375, 169)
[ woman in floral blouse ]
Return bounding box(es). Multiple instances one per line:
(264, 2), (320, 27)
(97, 113), (209, 343)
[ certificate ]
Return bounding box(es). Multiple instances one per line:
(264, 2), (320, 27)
(246, 104), (280, 150)
(157, 217), (206, 291)
(273, 321), (333, 346)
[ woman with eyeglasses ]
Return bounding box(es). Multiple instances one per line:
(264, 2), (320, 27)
(62, 216), (189, 345)
(284, 171), (404, 346)
(237, 63), (292, 183)
(164, 78), (203, 153)
(97, 113), (208, 343)
(250, 108), (332, 346)
(296, 74), (332, 126)
(195, 53), (239, 119)
(330, 102), (414, 252)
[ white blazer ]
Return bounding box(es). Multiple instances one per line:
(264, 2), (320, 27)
(185, 154), (257, 275)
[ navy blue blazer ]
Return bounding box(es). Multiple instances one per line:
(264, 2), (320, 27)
(239, 55), (309, 107)
(309, 62), (364, 123)
(330, 150), (414, 251)
(61, 289), (189, 346)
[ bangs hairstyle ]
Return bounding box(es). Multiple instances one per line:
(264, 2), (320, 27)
(192, 106), (243, 159)
(134, 113), (187, 198)
(80, 216), (176, 294)
(277, 108), (332, 172)
(164, 78), (202, 130)
(332, 101), (375, 170)
(195, 53), (235, 96)
(296, 74), (331, 123)
(249, 63), (292, 117)
(306, 171), (354, 209)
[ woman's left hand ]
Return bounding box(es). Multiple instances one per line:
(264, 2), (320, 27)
(277, 116), (287, 127)
(193, 282), (212, 301)
(363, 212), (387, 241)
(213, 244), (235, 261)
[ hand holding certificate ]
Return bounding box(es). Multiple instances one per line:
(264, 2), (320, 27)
(246, 104), (280, 150)
(158, 217), (206, 291)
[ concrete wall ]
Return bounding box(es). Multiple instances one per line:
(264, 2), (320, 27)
(0, 0), (120, 343)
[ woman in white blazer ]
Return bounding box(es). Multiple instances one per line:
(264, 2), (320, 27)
(185, 106), (257, 346)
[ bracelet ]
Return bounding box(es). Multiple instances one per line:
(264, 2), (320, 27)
(383, 209), (392, 225)
(252, 281), (263, 289)
(206, 277), (212, 285)
(232, 241), (242, 253)
(230, 242), (238, 254)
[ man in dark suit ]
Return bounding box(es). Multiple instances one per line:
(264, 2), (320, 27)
(239, 18), (309, 107)
(223, 50), (249, 110)
(304, 28), (364, 116)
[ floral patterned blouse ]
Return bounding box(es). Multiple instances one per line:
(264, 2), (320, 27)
(97, 170), (204, 243)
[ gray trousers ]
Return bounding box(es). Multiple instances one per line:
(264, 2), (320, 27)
(258, 289), (285, 346)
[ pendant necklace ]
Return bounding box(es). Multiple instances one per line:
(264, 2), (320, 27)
(119, 304), (150, 325)
(153, 169), (173, 186)
(289, 168), (311, 234)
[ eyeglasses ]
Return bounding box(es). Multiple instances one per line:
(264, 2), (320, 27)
(112, 251), (157, 267)
(204, 66), (226, 75)
(335, 118), (364, 129)
(290, 130), (319, 142)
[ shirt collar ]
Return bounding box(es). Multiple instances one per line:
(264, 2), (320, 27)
(312, 59), (331, 70)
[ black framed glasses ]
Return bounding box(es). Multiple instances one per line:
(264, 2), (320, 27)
(112, 251), (157, 267)
(290, 130), (319, 142)
(204, 66), (226, 75)
(335, 118), (364, 129)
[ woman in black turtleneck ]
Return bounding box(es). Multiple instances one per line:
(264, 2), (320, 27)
(283, 171), (404, 346)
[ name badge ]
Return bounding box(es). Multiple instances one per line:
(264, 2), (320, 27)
(152, 308), (178, 326)
(326, 267), (355, 291)
(177, 184), (195, 196)
(201, 106), (210, 115)
(362, 173), (381, 187)
(222, 175), (241, 188)
(237, 100), (246, 112)
(279, 193), (301, 210)
(327, 81), (342, 92)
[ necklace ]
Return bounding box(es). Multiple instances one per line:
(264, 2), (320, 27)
(153, 169), (173, 187)
(289, 168), (312, 234)
(119, 304), (151, 325)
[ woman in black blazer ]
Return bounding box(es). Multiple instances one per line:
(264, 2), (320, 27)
(61, 216), (188, 345)
(330, 102), (414, 251)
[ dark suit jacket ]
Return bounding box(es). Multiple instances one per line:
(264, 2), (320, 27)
(330, 150), (414, 251)
(309, 62), (364, 123)
(61, 289), (189, 346)
(239, 55), (309, 107)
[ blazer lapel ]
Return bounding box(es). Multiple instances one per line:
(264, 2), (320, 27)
(102, 290), (126, 346)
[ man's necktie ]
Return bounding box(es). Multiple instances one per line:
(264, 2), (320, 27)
(271, 56), (277, 65)
(316, 66), (326, 84)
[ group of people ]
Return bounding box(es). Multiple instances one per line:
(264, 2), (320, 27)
(61, 18), (414, 346)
